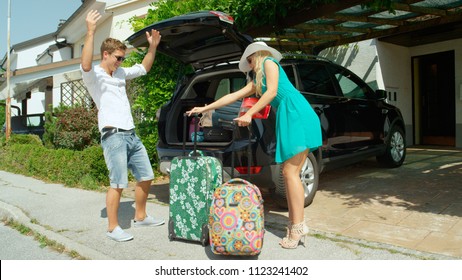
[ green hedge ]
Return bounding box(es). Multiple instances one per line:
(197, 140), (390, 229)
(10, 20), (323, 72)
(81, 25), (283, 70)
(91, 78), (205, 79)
(0, 134), (108, 191)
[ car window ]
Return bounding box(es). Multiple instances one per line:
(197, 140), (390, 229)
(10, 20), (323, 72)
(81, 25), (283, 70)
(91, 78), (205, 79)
(334, 73), (368, 99)
(181, 73), (246, 101)
(183, 81), (211, 99)
(329, 66), (369, 99)
(25, 115), (44, 127)
(215, 77), (246, 100)
(282, 65), (296, 87)
(297, 63), (336, 96)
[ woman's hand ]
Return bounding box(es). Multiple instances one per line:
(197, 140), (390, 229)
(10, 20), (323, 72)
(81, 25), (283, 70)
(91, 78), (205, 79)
(186, 107), (206, 116)
(234, 113), (252, 127)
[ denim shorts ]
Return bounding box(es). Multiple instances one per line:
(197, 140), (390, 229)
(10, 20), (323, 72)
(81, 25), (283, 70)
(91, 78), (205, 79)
(101, 132), (154, 188)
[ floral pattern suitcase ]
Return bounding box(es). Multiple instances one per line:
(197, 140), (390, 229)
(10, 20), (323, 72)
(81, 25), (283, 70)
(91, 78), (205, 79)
(169, 150), (222, 246)
(209, 178), (264, 255)
(168, 114), (223, 246)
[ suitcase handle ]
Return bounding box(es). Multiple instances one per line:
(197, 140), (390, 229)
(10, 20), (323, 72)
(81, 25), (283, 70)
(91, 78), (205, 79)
(226, 178), (252, 186)
(183, 113), (199, 156)
(188, 150), (204, 157)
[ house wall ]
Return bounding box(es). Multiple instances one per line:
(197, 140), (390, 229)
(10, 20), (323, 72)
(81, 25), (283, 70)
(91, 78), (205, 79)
(74, 0), (152, 58)
(53, 48), (73, 63)
(108, 0), (153, 43)
(376, 41), (413, 145)
(321, 40), (380, 90)
(14, 42), (55, 69)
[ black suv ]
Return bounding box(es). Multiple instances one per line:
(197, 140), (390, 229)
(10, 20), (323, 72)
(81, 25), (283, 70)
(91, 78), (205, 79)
(127, 11), (406, 208)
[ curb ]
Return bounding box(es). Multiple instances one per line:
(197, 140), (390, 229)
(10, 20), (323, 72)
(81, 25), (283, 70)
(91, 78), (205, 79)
(0, 200), (113, 260)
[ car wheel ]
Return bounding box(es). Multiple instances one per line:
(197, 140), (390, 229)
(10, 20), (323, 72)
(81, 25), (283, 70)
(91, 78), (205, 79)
(272, 153), (319, 209)
(377, 125), (406, 167)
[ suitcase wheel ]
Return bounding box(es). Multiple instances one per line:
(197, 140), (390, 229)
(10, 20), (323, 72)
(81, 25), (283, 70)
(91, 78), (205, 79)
(201, 224), (209, 247)
(168, 219), (175, 241)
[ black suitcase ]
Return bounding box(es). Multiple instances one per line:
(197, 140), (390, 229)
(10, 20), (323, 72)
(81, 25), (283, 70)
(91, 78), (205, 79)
(203, 127), (232, 142)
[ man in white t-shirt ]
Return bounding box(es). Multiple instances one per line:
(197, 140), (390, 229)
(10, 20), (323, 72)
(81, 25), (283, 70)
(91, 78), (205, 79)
(81, 10), (164, 242)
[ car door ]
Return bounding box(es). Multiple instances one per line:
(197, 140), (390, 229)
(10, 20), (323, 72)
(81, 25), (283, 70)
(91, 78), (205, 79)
(293, 61), (354, 158)
(328, 64), (384, 150)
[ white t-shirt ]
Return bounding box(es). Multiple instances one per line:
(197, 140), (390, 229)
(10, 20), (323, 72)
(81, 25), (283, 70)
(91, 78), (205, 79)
(81, 63), (147, 132)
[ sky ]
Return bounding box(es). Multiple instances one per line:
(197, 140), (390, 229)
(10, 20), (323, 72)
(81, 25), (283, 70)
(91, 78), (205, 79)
(1, 0), (83, 58)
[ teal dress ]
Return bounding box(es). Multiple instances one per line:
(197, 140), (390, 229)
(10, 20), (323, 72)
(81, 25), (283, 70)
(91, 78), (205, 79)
(260, 57), (322, 163)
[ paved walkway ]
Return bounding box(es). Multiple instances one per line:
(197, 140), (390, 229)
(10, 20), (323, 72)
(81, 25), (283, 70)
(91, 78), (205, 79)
(276, 147), (462, 258)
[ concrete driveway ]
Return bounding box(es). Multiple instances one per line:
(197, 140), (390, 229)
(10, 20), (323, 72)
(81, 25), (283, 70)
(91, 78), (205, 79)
(131, 147), (462, 258)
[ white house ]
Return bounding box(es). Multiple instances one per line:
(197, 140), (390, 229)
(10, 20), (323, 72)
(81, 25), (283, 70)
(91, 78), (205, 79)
(0, 0), (156, 114)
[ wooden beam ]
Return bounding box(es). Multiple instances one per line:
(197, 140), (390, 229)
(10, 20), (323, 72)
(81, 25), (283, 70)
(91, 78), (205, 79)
(328, 13), (405, 27)
(245, 0), (373, 36)
(254, 0), (462, 54)
(313, 12), (462, 52)
(291, 21), (373, 33)
(393, 2), (448, 17)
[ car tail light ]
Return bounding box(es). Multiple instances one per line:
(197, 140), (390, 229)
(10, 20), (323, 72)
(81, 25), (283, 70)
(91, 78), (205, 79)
(235, 166), (262, 174)
(209, 11), (234, 24)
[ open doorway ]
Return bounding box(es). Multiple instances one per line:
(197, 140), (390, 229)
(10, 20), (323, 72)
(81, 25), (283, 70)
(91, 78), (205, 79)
(412, 51), (455, 146)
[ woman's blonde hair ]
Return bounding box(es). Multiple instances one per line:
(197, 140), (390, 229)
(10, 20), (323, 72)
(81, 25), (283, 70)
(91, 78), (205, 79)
(252, 50), (273, 96)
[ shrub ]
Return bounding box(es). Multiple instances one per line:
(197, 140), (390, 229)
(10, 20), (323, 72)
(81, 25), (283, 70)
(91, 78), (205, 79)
(0, 141), (108, 191)
(44, 104), (99, 151)
(2, 134), (43, 146)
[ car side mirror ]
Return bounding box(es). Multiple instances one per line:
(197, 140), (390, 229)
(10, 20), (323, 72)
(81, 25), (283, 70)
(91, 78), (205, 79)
(375, 89), (387, 100)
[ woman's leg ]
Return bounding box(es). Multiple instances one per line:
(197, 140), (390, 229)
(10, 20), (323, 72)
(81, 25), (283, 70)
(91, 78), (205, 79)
(280, 149), (310, 248)
(282, 149), (309, 224)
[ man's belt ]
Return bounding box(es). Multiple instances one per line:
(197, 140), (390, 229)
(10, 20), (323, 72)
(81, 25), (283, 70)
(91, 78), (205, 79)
(101, 127), (135, 141)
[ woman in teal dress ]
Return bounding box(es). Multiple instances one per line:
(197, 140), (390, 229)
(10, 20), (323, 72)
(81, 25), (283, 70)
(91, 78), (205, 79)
(187, 42), (322, 249)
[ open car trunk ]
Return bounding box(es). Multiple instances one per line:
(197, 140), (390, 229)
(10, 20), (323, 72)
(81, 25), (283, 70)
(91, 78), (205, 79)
(164, 68), (248, 147)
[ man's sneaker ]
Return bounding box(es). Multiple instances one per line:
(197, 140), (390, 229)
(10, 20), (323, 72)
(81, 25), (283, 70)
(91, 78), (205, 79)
(133, 215), (165, 227)
(106, 226), (133, 242)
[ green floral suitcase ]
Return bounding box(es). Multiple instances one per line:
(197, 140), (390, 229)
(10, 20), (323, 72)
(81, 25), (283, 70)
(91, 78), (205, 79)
(168, 150), (222, 246)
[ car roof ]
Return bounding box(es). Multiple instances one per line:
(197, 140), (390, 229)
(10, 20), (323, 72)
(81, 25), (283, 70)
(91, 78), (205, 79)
(126, 11), (252, 70)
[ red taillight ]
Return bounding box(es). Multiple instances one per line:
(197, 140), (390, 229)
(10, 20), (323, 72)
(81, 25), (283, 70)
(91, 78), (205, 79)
(209, 11), (234, 24)
(235, 166), (262, 174)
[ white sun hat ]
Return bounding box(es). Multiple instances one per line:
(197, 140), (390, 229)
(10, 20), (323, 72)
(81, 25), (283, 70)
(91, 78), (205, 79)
(238, 41), (283, 73)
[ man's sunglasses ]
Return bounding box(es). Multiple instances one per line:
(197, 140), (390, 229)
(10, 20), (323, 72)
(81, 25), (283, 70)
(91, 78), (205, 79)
(114, 55), (126, 62)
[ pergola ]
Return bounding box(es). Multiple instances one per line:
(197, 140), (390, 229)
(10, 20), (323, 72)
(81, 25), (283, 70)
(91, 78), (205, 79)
(246, 0), (462, 54)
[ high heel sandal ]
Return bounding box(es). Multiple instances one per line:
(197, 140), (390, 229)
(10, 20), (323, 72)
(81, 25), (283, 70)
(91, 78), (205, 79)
(278, 221), (294, 245)
(279, 222), (309, 244)
(280, 222), (309, 249)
